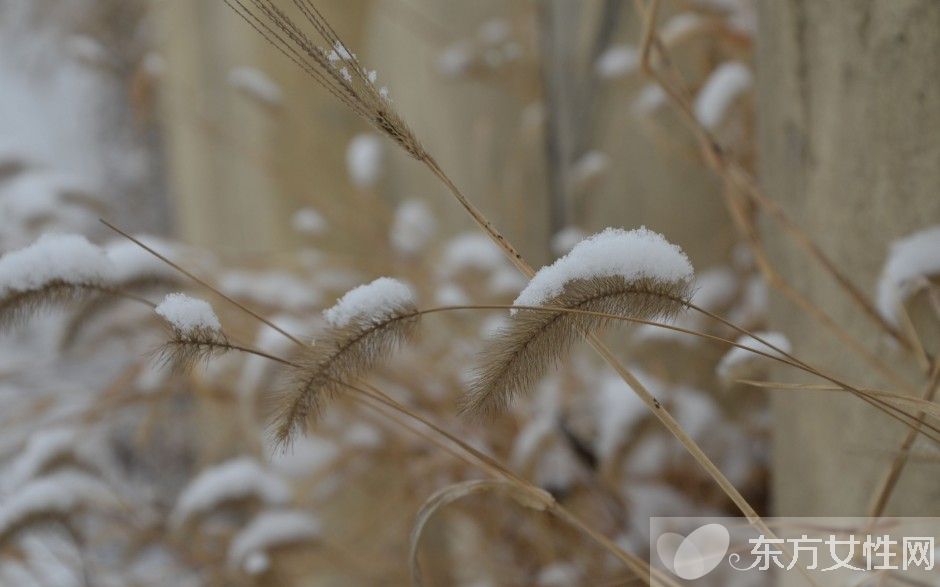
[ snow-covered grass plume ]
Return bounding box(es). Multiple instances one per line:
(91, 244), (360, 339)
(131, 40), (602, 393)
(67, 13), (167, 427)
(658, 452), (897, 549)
(155, 293), (222, 336)
(513, 227), (694, 313)
(323, 277), (415, 328)
(0, 234), (112, 297)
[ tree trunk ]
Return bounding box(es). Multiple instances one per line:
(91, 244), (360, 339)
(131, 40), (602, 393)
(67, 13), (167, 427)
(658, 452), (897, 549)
(757, 0), (940, 516)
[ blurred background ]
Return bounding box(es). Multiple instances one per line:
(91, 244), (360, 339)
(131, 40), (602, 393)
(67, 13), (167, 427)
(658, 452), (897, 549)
(1, 0), (938, 585)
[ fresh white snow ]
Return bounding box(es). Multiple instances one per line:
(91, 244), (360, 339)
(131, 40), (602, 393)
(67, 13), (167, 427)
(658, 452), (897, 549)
(391, 199), (437, 255)
(694, 61), (753, 130)
(595, 46), (638, 80)
(716, 331), (791, 381)
(228, 67), (283, 108)
(322, 277), (415, 328)
(154, 293), (222, 335)
(551, 227), (588, 257)
(170, 458), (291, 528)
(440, 232), (506, 277)
(513, 227), (694, 313)
(876, 225), (940, 326)
(103, 236), (178, 283)
(0, 471), (116, 537)
(228, 510), (321, 573)
(0, 234), (112, 296)
(346, 133), (384, 189)
(291, 207), (328, 236)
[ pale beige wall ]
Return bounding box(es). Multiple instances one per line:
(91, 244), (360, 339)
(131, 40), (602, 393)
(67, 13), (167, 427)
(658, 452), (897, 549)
(758, 0), (940, 516)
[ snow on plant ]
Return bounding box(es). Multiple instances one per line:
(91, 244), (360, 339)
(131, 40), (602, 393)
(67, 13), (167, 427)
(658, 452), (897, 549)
(170, 457), (291, 529)
(0, 234), (114, 325)
(463, 227), (695, 416)
(694, 61), (753, 130)
(391, 199), (437, 256)
(323, 277), (415, 328)
(550, 226), (587, 257)
(273, 278), (419, 445)
(0, 471), (117, 544)
(716, 331), (792, 382)
(346, 133), (385, 189)
(513, 227), (694, 313)
(631, 83), (668, 118)
(440, 232), (507, 278)
(155, 293), (222, 336)
(228, 66), (284, 108)
(291, 207), (328, 237)
(595, 46), (638, 80)
(228, 510), (321, 574)
(876, 225), (940, 326)
(1, 428), (90, 492)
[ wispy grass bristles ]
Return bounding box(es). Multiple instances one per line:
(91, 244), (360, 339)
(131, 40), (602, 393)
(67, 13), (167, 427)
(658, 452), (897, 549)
(154, 293), (230, 370)
(0, 281), (113, 328)
(157, 325), (232, 371)
(223, 0), (425, 158)
(461, 275), (693, 417)
(268, 301), (420, 448)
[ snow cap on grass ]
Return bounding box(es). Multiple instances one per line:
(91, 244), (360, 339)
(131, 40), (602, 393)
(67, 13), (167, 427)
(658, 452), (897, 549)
(551, 226), (588, 257)
(595, 46), (638, 79)
(228, 67), (283, 108)
(0, 471), (116, 540)
(155, 293), (222, 336)
(876, 225), (940, 326)
(170, 458), (291, 529)
(0, 234), (112, 296)
(391, 199), (437, 255)
(346, 133), (384, 188)
(569, 151), (610, 192)
(632, 84), (668, 118)
(228, 510), (321, 573)
(595, 371), (650, 461)
(323, 277), (415, 328)
(3, 429), (79, 492)
(694, 61), (753, 130)
(716, 331), (791, 382)
(660, 12), (706, 45)
(513, 227), (694, 313)
(440, 232), (506, 277)
(104, 236), (179, 283)
(291, 207), (327, 236)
